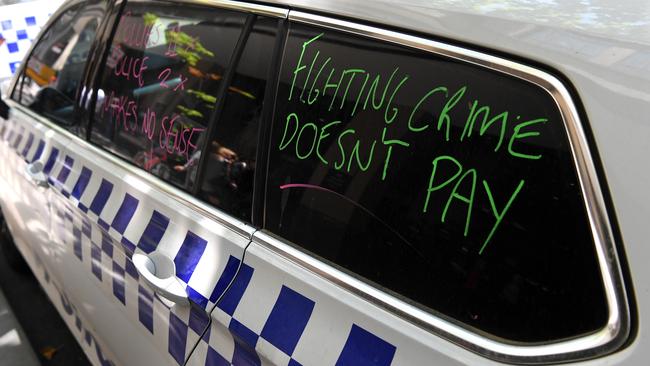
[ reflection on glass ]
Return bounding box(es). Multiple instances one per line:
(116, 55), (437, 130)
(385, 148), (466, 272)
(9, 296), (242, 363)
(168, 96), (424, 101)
(198, 17), (278, 222)
(18, 2), (104, 127)
(91, 4), (247, 192)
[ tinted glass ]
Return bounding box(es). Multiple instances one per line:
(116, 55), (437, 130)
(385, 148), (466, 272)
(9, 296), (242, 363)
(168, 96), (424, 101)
(91, 3), (246, 191)
(265, 24), (608, 342)
(198, 17), (277, 222)
(15, 2), (103, 127)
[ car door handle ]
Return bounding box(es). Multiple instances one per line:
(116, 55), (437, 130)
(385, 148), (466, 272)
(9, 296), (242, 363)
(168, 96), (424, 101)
(132, 252), (189, 306)
(25, 161), (49, 188)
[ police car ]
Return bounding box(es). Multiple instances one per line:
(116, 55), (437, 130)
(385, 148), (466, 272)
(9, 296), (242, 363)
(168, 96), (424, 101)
(0, 0), (646, 365)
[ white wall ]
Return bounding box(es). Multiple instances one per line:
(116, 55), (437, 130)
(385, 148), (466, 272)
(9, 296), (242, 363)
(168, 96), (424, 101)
(0, 0), (64, 80)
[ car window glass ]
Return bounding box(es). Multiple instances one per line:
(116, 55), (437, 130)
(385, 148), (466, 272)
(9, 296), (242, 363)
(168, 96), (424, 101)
(197, 17), (278, 222)
(14, 2), (103, 129)
(265, 23), (609, 342)
(91, 3), (247, 192)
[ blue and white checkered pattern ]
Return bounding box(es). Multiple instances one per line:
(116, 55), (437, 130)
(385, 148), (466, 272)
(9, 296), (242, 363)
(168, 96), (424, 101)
(187, 250), (397, 366)
(2, 114), (403, 366)
(0, 116), (246, 366)
(15, 240), (118, 366)
(0, 1), (63, 79)
(52, 204), (214, 366)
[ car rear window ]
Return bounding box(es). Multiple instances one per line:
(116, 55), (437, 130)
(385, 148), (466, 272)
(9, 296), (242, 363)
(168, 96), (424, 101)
(264, 23), (609, 342)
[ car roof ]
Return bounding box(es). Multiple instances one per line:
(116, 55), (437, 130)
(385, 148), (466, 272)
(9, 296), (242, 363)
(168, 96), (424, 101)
(260, 0), (650, 46)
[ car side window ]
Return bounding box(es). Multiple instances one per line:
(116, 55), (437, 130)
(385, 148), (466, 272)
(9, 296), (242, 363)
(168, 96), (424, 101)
(13, 1), (104, 128)
(265, 23), (609, 343)
(91, 2), (247, 192)
(197, 17), (278, 222)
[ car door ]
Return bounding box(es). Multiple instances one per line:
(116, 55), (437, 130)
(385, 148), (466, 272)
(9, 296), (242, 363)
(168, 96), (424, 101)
(187, 12), (630, 366)
(3, 1), (133, 364)
(41, 1), (289, 366)
(0, 0), (104, 267)
(0, 1), (118, 364)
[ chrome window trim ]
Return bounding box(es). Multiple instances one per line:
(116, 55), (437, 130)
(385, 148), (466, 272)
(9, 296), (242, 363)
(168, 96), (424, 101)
(7, 0), (288, 95)
(128, 0), (288, 18)
(5, 99), (256, 240)
(249, 10), (630, 364)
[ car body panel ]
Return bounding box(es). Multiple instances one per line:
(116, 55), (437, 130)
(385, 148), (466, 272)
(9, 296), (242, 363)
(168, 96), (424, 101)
(2, 1), (647, 365)
(48, 129), (253, 366)
(1, 1), (257, 364)
(2, 95), (255, 366)
(0, 104), (120, 366)
(188, 231), (490, 366)
(261, 1), (648, 364)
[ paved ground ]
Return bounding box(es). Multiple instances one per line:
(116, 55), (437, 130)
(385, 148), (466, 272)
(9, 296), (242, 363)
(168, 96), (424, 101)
(0, 236), (90, 366)
(0, 288), (39, 366)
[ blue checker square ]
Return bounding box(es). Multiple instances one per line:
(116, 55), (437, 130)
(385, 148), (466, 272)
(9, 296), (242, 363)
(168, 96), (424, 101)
(74, 314), (82, 331)
(187, 286), (208, 309)
(89, 179), (114, 215)
(121, 237), (136, 257)
(42, 147), (59, 175)
(71, 166), (92, 199)
(261, 286), (315, 356)
(125, 259), (139, 279)
(138, 210), (169, 254)
(91, 244), (102, 280)
(168, 312), (188, 366)
(73, 228), (83, 260)
(101, 232), (113, 257)
(16, 29), (27, 40)
(12, 133), (22, 148)
(205, 347), (229, 366)
(21, 133), (34, 157)
(1, 20), (11, 30)
(82, 219), (92, 238)
(174, 231), (207, 283)
(98, 218), (109, 231)
(216, 262), (253, 316)
(31, 140), (45, 163)
(7, 42), (18, 53)
(112, 262), (126, 305)
(335, 325), (396, 366)
(138, 285), (154, 334)
(84, 329), (92, 346)
(25, 16), (36, 26)
(232, 340), (261, 366)
(111, 194), (139, 234)
(229, 318), (259, 349)
(188, 304), (209, 334)
(9, 62), (20, 74)
(56, 155), (74, 186)
(209, 255), (240, 303)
